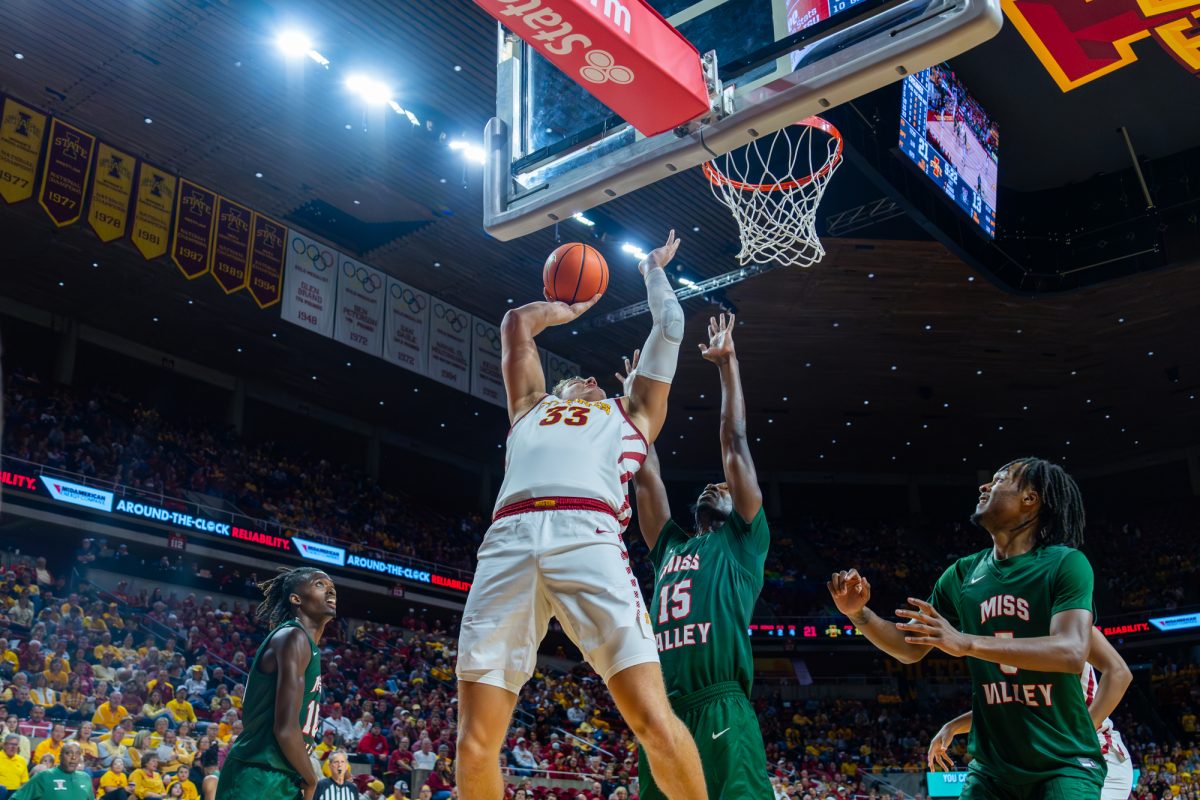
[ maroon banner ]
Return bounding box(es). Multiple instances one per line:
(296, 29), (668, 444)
(171, 178), (216, 279)
(247, 213), (286, 309)
(38, 118), (96, 227)
(210, 196), (252, 294)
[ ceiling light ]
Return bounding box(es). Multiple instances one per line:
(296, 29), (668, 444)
(1147, 351), (1154, 357)
(271, 332), (278, 338)
(621, 243), (648, 260)
(143, 117), (152, 124)
(276, 30), (313, 57)
(924, 324), (932, 331)
(58, 281), (64, 287)
(14, 53), (24, 60)
(311, 375), (317, 380)
(867, 272), (875, 279)
(433, 261), (441, 268)
(832, 321), (840, 328)
(506, 298), (513, 304)
(345, 74), (393, 105)
(413, 388), (419, 393)
(379, 401), (385, 406)
(152, 317), (159, 322)
(454, 65), (463, 72)
(967, 276), (975, 282)
(572, 213), (595, 226)
(91, 261), (99, 268)
(890, 365), (897, 371)
(353, 200), (361, 205)
(678, 277), (695, 287)
(782, 396), (788, 401)
(862, 400), (869, 406)
(699, 394), (705, 399)
(255, 172), (263, 178)
(448, 139), (486, 164)
(345, 361), (352, 367)
(976, 369), (982, 375)
(236, 347), (243, 353)
(187, 300), (193, 305)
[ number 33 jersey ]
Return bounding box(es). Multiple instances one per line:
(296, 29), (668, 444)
(495, 394), (647, 530)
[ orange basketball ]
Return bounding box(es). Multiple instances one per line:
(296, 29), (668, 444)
(543, 243), (608, 304)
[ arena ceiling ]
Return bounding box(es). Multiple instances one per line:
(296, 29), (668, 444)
(1, 0), (1198, 481)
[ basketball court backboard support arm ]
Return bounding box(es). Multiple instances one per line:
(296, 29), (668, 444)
(483, 0), (1002, 241)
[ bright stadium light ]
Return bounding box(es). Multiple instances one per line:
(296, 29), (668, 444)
(678, 276), (695, 286)
(572, 213), (595, 226)
(449, 139), (486, 165)
(276, 31), (329, 68)
(388, 100), (421, 125)
(345, 74), (392, 106)
(621, 243), (647, 260)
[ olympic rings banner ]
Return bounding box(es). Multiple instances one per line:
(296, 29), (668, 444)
(333, 255), (386, 356)
(282, 230), (338, 338)
(543, 350), (582, 393)
(383, 277), (431, 376)
(428, 300), (474, 392)
(470, 318), (505, 408)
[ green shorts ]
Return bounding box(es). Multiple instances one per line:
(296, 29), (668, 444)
(638, 681), (772, 800)
(961, 769), (1104, 800)
(214, 759), (302, 800)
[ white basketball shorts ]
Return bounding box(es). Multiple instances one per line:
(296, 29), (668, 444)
(1100, 731), (1133, 800)
(456, 499), (659, 694)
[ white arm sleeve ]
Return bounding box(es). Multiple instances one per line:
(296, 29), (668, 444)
(635, 266), (684, 384)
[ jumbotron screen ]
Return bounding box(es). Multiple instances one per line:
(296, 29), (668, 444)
(899, 63), (999, 238)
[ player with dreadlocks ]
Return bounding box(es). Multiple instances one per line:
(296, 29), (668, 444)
(828, 457), (1106, 800)
(216, 567), (336, 800)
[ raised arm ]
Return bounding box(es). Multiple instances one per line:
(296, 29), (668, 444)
(632, 445), (672, 551)
(269, 628), (319, 800)
(623, 231), (683, 443)
(501, 294), (601, 423)
(1086, 626), (1132, 729)
(699, 313), (761, 520)
(827, 570), (933, 664)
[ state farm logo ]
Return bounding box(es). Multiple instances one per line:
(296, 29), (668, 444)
(483, 0), (638, 85)
(580, 49), (634, 84)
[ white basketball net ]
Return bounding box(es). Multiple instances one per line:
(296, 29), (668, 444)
(704, 116), (844, 268)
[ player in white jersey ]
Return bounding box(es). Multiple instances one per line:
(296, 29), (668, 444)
(928, 626), (1134, 800)
(456, 230), (709, 800)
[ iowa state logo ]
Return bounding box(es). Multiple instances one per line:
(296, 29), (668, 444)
(1003, 0), (1200, 91)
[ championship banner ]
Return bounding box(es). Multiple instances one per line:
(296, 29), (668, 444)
(543, 350), (581, 393)
(247, 214), (286, 309)
(86, 142), (135, 242)
(383, 277), (430, 376)
(209, 196), (253, 294)
(38, 118), (95, 227)
(130, 162), (175, 260)
(428, 300), (473, 391)
(470, 318), (505, 408)
(171, 179), (216, 279)
(281, 230), (338, 337)
(0, 97), (47, 204)
(333, 255), (385, 356)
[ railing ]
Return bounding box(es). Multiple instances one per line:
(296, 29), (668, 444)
(1, 454), (476, 582)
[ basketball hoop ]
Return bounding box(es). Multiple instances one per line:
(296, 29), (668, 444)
(703, 116), (844, 268)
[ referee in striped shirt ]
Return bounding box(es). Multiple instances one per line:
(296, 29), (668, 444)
(315, 751), (361, 800)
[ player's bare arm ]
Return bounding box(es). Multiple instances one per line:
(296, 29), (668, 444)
(896, 599), (1092, 672)
(1085, 626), (1132, 729)
(501, 293), (601, 423)
(699, 313), (761, 521)
(927, 710), (972, 772)
(622, 230), (683, 443)
(268, 627), (319, 799)
(616, 352), (672, 550)
(827, 570), (933, 664)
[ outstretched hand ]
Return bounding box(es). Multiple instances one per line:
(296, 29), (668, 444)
(614, 349), (641, 398)
(699, 313), (736, 365)
(927, 726), (957, 772)
(895, 597), (971, 657)
(827, 569), (871, 618)
(638, 229), (681, 276)
(539, 291), (602, 327)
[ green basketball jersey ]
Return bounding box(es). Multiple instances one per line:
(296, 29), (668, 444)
(647, 508), (769, 699)
(928, 545), (1105, 787)
(225, 620), (322, 779)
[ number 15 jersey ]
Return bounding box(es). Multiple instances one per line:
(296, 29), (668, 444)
(495, 395), (647, 531)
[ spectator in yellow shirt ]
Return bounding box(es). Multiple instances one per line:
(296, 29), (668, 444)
(166, 765), (199, 800)
(0, 734), (29, 793)
(43, 657), (70, 692)
(93, 692), (130, 731)
(0, 642), (18, 675)
(98, 758), (129, 800)
(32, 722), (67, 765)
(165, 690), (197, 728)
(130, 753), (167, 799)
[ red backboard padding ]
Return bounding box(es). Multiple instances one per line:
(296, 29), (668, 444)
(475, 0), (711, 137)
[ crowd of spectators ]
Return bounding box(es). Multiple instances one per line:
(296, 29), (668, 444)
(5, 369), (1198, 625)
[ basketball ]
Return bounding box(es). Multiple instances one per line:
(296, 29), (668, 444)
(543, 243), (608, 304)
